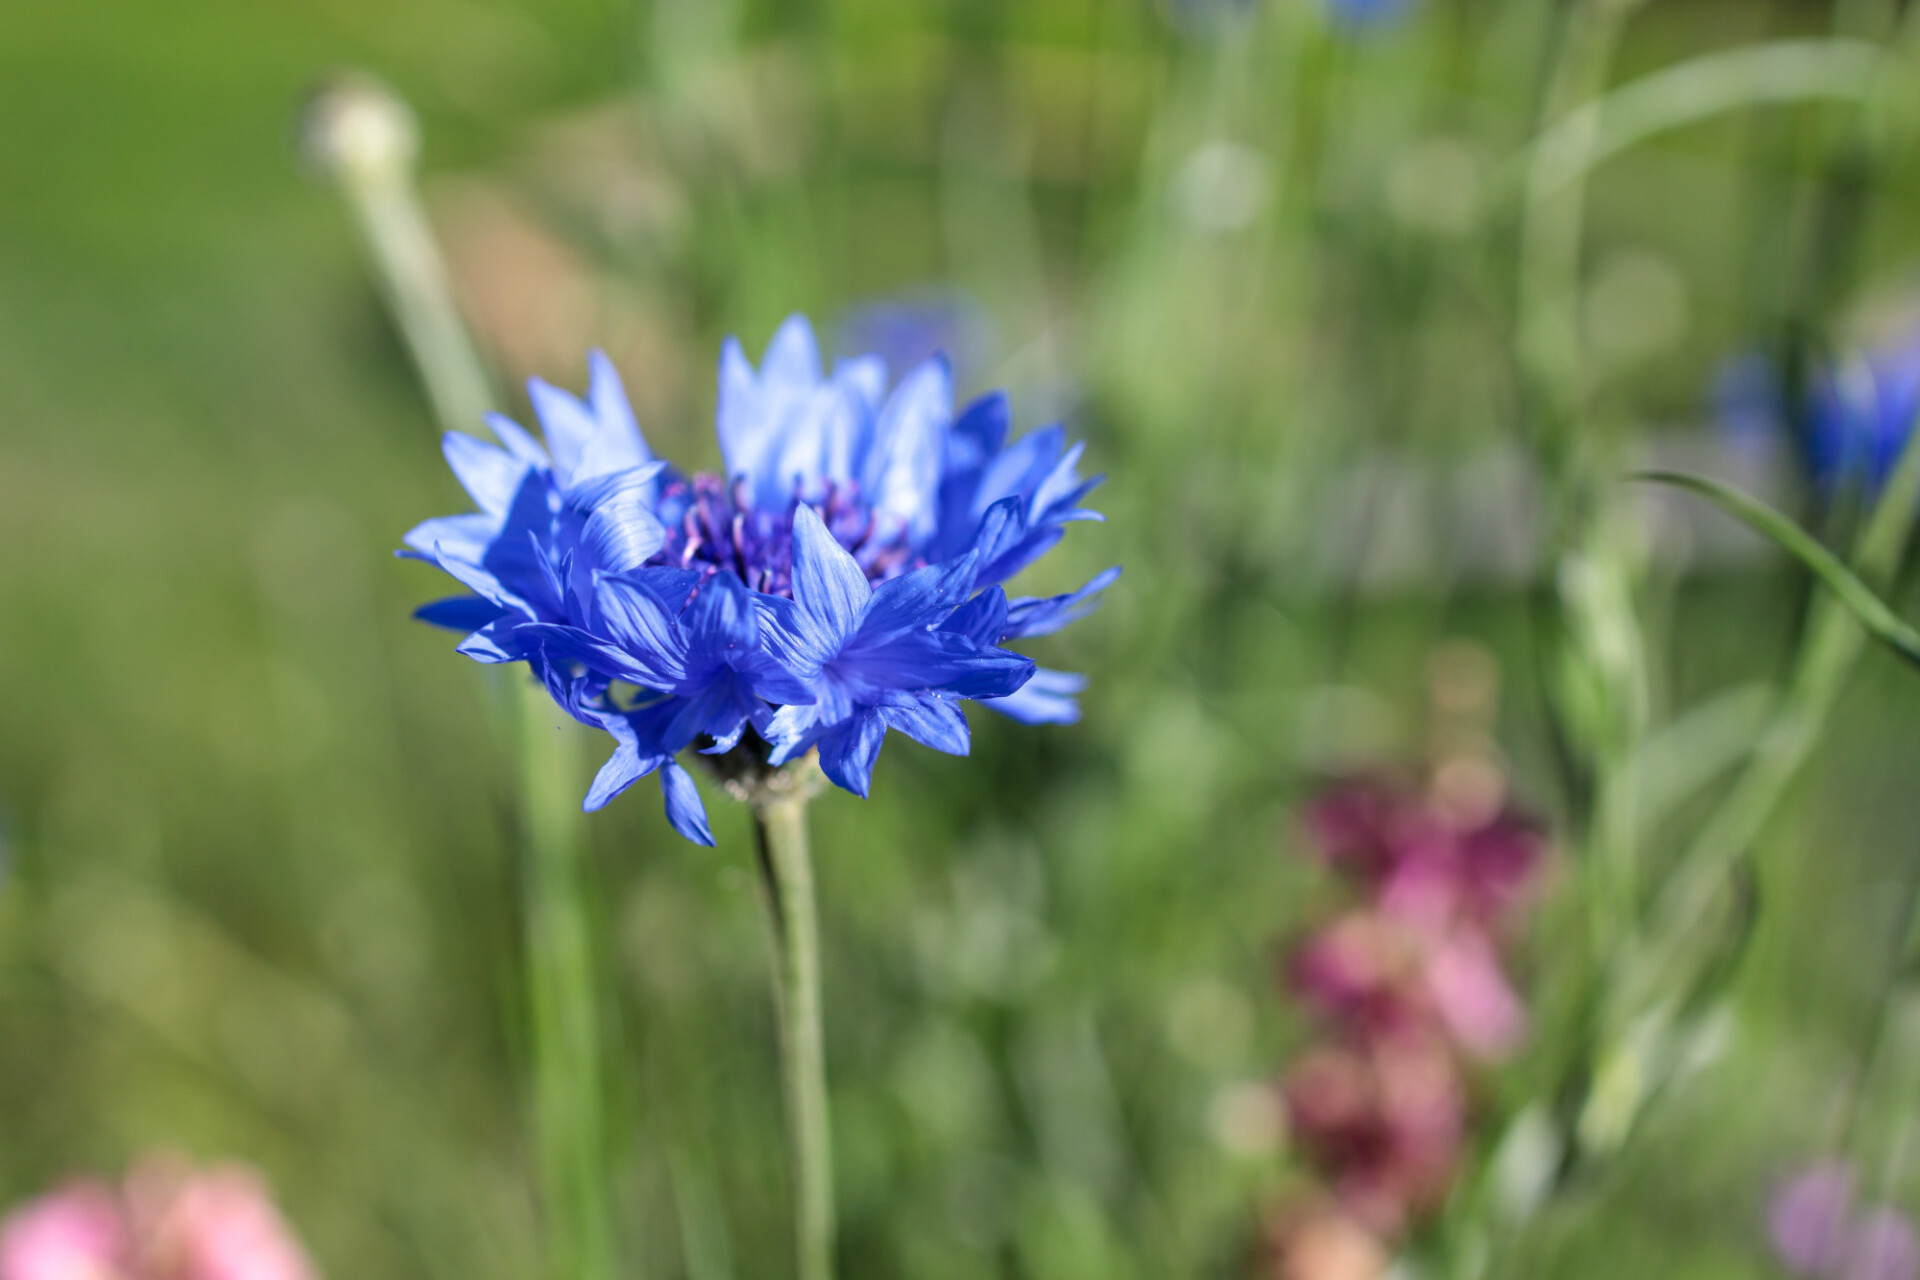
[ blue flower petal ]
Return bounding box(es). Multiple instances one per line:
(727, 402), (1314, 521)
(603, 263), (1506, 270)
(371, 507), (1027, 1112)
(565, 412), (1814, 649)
(981, 668), (1087, 724)
(456, 618), (530, 664)
(818, 709), (887, 798)
(842, 630), (1034, 698)
(855, 554), (977, 644)
(569, 350), (654, 483)
(862, 357), (950, 544)
(584, 715), (663, 812)
(789, 504), (871, 653)
(483, 412), (550, 467)
(659, 760), (715, 845)
(879, 694), (970, 756)
(443, 430), (532, 517)
(401, 512), (499, 562)
(939, 586), (1009, 647)
(1004, 566), (1121, 639)
(413, 595), (510, 633)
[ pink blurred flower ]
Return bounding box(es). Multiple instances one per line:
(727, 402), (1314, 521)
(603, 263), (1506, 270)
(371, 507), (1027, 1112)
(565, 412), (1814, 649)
(1765, 1160), (1920, 1280)
(1424, 930), (1527, 1060)
(1769, 1162), (1857, 1277)
(0, 1161), (315, 1280)
(0, 1183), (129, 1280)
(130, 1160), (317, 1280)
(1841, 1207), (1920, 1280)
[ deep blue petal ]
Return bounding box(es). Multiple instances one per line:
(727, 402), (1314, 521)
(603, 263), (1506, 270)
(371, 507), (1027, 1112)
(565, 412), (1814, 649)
(818, 709), (887, 798)
(584, 715), (663, 812)
(975, 423), (1064, 514)
(879, 694), (970, 756)
(939, 586), (1009, 647)
(979, 526), (1066, 589)
(841, 630), (1034, 698)
(593, 576), (692, 683)
(856, 554), (977, 644)
(480, 471), (564, 618)
(579, 499), (666, 577)
(518, 622), (675, 687)
(682, 570), (761, 667)
(764, 683), (855, 765)
(414, 595), (510, 632)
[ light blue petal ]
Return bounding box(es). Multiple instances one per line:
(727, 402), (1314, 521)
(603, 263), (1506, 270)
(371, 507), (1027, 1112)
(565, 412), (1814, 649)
(569, 350), (653, 482)
(402, 512), (499, 561)
(718, 316), (826, 487)
(579, 499), (666, 578)
(484, 413), (550, 467)
(861, 357), (950, 544)
(443, 430), (530, 516)
(982, 668), (1086, 724)
(1003, 566), (1121, 639)
(660, 761), (715, 846)
(528, 375), (599, 487)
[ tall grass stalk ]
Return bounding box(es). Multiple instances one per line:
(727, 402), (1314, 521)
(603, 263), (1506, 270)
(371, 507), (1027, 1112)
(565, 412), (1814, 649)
(303, 76), (618, 1280)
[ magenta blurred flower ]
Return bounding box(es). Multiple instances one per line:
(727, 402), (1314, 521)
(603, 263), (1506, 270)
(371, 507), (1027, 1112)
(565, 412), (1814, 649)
(0, 1182), (128, 1280)
(1302, 779), (1545, 928)
(1279, 775), (1548, 1243)
(1282, 1032), (1465, 1237)
(0, 1160), (316, 1280)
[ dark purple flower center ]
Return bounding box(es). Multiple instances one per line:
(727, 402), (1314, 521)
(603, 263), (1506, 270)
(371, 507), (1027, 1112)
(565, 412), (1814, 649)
(651, 472), (921, 597)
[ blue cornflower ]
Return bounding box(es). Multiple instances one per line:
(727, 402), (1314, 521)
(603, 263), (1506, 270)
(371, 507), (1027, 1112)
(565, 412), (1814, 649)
(1714, 332), (1920, 494)
(405, 315), (1117, 844)
(1808, 339), (1920, 491)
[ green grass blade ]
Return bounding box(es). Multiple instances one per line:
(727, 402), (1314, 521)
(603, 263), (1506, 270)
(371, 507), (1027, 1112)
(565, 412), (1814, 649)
(1636, 470), (1920, 667)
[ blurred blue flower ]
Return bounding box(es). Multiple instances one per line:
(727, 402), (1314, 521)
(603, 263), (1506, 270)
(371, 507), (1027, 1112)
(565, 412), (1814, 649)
(1715, 332), (1920, 495)
(404, 316), (1116, 844)
(836, 291), (994, 392)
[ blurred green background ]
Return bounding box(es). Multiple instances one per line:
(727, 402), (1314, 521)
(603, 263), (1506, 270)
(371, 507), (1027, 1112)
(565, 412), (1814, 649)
(7, 0), (1920, 1276)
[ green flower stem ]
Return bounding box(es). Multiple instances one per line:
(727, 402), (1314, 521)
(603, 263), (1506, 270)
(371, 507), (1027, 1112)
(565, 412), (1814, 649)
(519, 679), (616, 1280)
(752, 791), (835, 1280)
(1619, 401), (1920, 1020)
(303, 77), (616, 1280)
